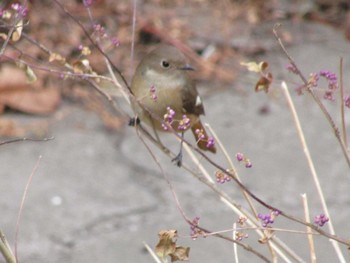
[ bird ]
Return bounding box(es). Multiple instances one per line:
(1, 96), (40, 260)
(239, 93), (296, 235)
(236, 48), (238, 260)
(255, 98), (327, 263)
(130, 44), (216, 166)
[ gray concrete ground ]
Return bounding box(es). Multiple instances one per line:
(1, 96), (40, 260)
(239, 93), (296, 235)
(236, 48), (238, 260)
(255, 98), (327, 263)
(1, 21), (350, 262)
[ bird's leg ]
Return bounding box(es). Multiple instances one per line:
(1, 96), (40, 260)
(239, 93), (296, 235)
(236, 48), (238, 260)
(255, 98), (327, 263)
(151, 122), (162, 145)
(147, 118), (166, 149)
(172, 132), (184, 167)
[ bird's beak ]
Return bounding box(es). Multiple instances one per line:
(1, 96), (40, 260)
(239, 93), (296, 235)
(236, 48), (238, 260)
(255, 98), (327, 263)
(179, 64), (195, 71)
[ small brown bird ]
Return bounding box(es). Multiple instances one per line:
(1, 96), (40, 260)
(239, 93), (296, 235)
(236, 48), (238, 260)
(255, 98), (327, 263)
(130, 44), (216, 165)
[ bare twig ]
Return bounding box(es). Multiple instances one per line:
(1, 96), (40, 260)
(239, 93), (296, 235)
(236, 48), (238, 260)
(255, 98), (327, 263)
(14, 155), (42, 263)
(206, 124), (258, 217)
(11, 3), (349, 261)
(339, 57), (347, 149)
(0, 230), (16, 263)
(232, 223), (239, 263)
(130, 0), (137, 72)
(135, 122), (272, 262)
(281, 82), (345, 262)
(0, 13), (23, 55)
(134, 124), (189, 222)
(273, 24), (350, 169)
(52, 0), (131, 92)
(143, 242), (162, 263)
(301, 194), (316, 263)
(182, 125), (350, 246)
(84, 32), (350, 249)
(195, 224), (271, 262)
(183, 144), (302, 262)
(0, 137), (54, 146)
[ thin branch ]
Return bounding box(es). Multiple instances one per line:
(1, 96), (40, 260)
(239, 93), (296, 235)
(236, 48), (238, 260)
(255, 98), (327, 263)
(301, 194), (316, 263)
(143, 242), (162, 263)
(181, 127), (350, 246)
(2, 53), (113, 83)
(52, 0), (131, 92)
(195, 224), (271, 262)
(206, 124), (258, 217)
(0, 137), (54, 146)
(134, 118), (272, 262)
(130, 0), (137, 72)
(0, 230), (16, 263)
(28, 3), (349, 254)
(339, 57), (347, 149)
(232, 223), (239, 263)
(273, 23), (350, 169)
(98, 54), (350, 248)
(281, 81), (346, 262)
(134, 124), (189, 223)
(15, 155), (42, 263)
(0, 15), (21, 55)
(183, 144), (302, 262)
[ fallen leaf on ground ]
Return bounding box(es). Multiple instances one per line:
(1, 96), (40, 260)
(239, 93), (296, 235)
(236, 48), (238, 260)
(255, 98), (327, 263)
(0, 65), (61, 114)
(0, 118), (26, 137)
(0, 118), (49, 137)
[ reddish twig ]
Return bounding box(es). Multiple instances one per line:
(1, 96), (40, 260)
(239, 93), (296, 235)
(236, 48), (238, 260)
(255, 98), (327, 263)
(272, 23), (350, 169)
(14, 155), (42, 263)
(0, 137), (54, 146)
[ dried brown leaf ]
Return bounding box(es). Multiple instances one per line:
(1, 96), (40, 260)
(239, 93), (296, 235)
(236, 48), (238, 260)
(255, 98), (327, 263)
(0, 65), (27, 89)
(155, 230), (177, 260)
(0, 119), (26, 137)
(16, 62), (37, 83)
(72, 59), (92, 74)
(169, 246), (190, 262)
(0, 118), (49, 137)
(155, 230), (190, 262)
(80, 46), (91, 56)
(0, 88), (61, 114)
(49, 52), (66, 64)
(0, 65), (60, 114)
(241, 61), (269, 73)
(240, 61), (261, 72)
(12, 19), (23, 42)
(255, 73), (273, 93)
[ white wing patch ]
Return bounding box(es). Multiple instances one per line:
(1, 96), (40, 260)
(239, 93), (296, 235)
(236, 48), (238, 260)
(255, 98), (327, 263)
(195, 95), (202, 107)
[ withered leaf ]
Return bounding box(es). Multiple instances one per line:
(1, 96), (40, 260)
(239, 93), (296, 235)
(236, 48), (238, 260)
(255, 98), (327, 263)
(0, 88), (60, 114)
(81, 46), (91, 56)
(241, 61), (269, 73)
(258, 227), (275, 244)
(0, 65), (60, 114)
(12, 19), (23, 42)
(241, 61), (261, 73)
(155, 230), (177, 260)
(72, 59), (92, 74)
(0, 118), (26, 137)
(49, 52), (66, 64)
(16, 62), (37, 83)
(255, 73), (273, 93)
(169, 246), (190, 262)
(155, 230), (190, 262)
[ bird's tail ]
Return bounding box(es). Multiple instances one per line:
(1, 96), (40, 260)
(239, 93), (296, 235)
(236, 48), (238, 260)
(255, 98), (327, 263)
(191, 120), (216, 153)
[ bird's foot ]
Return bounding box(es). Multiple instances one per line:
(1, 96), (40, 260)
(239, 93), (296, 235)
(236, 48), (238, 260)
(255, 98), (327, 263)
(172, 152), (182, 167)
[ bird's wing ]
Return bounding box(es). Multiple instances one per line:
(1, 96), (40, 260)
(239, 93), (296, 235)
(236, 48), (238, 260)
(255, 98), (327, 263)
(181, 78), (205, 116)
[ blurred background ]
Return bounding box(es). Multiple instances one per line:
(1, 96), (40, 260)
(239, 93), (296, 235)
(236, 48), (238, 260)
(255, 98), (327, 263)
(1, 0), (350, 262)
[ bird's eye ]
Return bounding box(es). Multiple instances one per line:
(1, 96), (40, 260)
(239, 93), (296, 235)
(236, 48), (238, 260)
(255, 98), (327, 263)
(161, 60), (170, 68)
